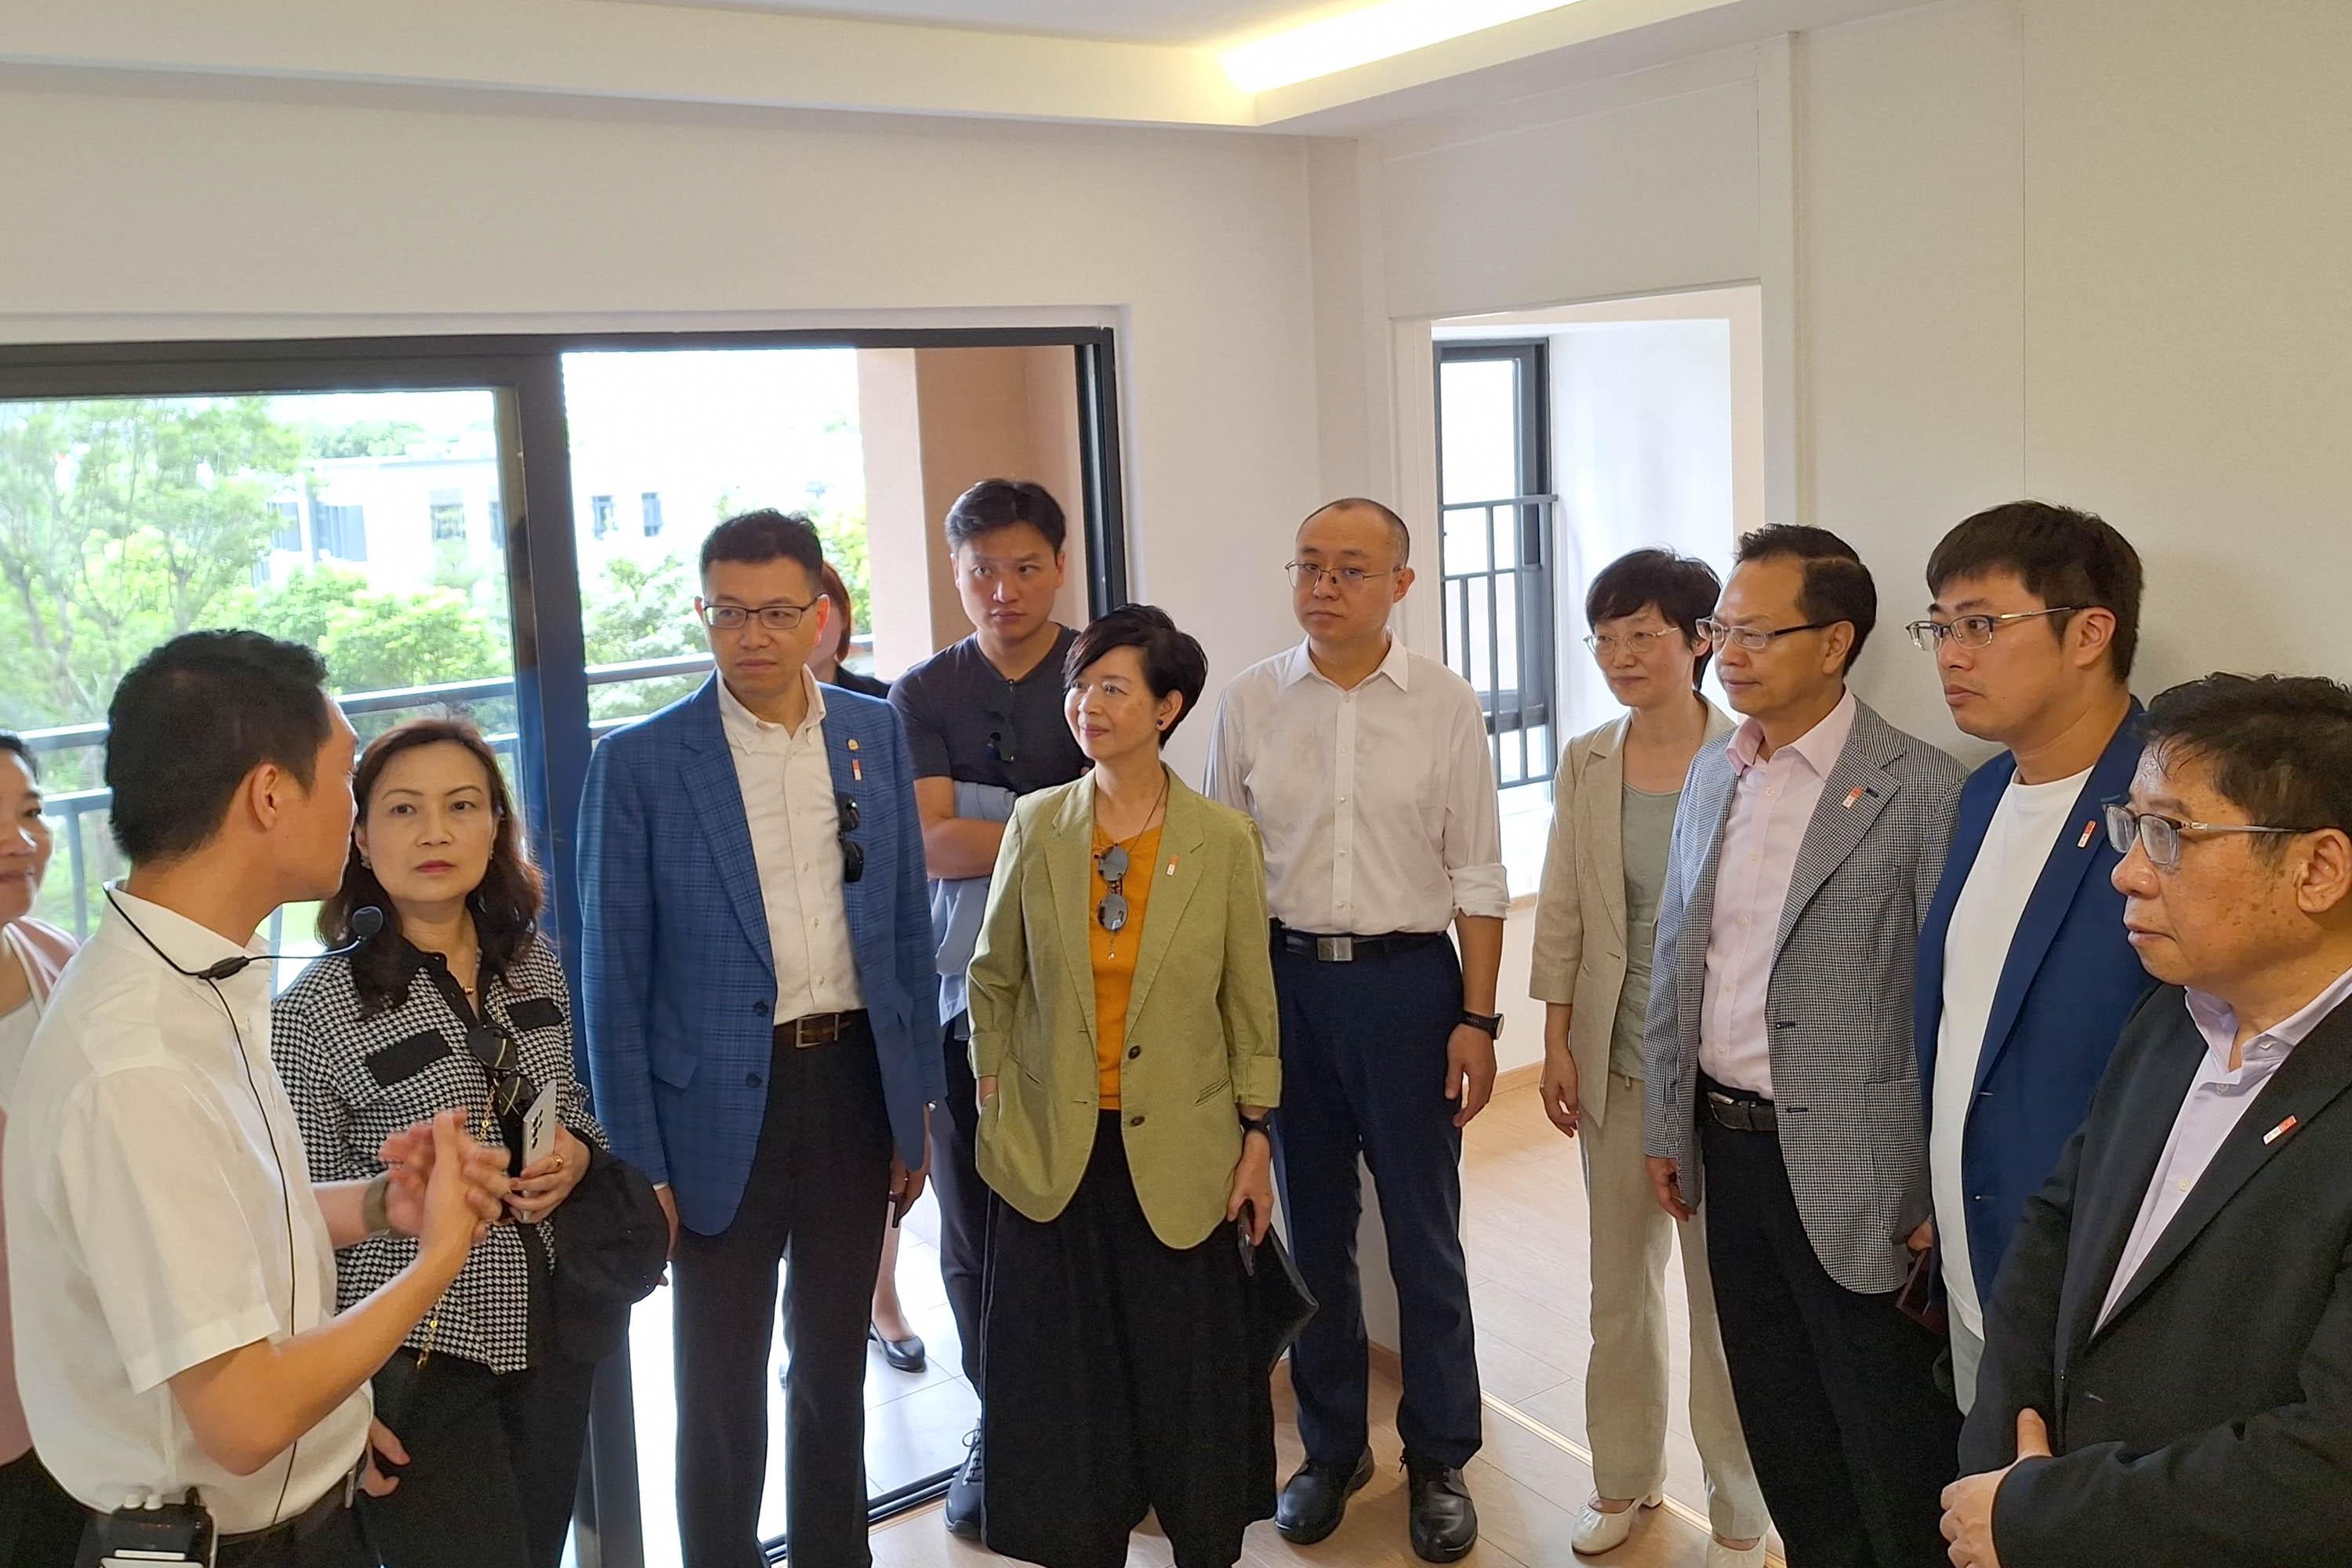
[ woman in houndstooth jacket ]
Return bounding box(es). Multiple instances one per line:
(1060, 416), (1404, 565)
(273, 717), (608, 1568)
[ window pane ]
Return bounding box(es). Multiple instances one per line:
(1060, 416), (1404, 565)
(0, 389), (516, 981)
(561, 350), (871, 733)
(1437, 357), (1519, 506)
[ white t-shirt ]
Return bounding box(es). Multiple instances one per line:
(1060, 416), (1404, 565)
(1932, 765), (2093, 1335)
(0, 996), (35, 1107)
(2, 888), (370, 1533)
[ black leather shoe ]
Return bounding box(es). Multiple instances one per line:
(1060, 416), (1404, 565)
(944, 1427), (985, 1539)
(1405, 1456), (1477, 1563)
(869, 1321), (927, 1374)
(1275, 1450), (1374, 1544)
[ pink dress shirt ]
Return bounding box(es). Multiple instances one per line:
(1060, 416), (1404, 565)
(1697, 691), (1859, 1098)
(2095, 963), (2352, 1329)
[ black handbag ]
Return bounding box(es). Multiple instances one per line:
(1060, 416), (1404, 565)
(1238, 1220), (1319, 1373)
(549, 1147), (670, 1363)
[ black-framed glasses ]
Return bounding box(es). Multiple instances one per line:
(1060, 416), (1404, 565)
(837, 791), (865, 884)
(1285, 561), (1396, 591)
(697, 597), (816, 633)
(1906, 605), (2082, 652)
(1094, 844), (1130, 933)
(463, 1024), (539, 1118)
(1695, 617), (1840, 652)
(2102, 801), (2312, 871)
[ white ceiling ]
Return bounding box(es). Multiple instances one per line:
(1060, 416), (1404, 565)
(664, 0), (1323, 46)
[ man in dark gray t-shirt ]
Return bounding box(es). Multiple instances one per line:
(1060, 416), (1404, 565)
(886, 477), (1087, 1539)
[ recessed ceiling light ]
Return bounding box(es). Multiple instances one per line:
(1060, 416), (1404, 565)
(1221, 0), (1588, 93)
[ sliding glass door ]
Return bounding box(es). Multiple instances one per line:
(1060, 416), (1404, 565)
(0, 326), (1126, 1568)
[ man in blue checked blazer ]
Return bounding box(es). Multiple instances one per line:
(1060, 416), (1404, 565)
(579, 510), (943, 1568)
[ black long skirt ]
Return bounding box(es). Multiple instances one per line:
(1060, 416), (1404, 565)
(982, 1113), (1276, 1568)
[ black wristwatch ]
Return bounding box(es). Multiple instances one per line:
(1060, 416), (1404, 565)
(1238, 1112), (1274, 1142)
(1458, 1009), (1504, 1040)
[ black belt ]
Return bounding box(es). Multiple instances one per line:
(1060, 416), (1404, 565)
(1698, 1074), (1777, 1134)
(1271, 922), (1447, 964)
(775, 1010), (868, 1048)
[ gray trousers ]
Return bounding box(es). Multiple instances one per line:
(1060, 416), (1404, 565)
(1580, 1071), (1770, 1542)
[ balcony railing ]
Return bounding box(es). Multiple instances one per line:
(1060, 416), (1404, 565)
(20, 652), (720, 949)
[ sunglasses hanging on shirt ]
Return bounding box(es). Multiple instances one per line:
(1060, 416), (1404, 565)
(1095, 844), (1131, 933)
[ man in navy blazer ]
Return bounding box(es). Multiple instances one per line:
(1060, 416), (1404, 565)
(1911, 503), (2153, 1410)
(579, 510), (944, 1568)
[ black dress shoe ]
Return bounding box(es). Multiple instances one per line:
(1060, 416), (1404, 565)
(1274, 1450), (1374, 1544)
(1405, 1456), (1477, 1563)
(869, 1321), (927, 1374)
(944, 1426), (985, 1539)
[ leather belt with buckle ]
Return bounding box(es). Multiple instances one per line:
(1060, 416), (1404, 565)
(776, 1011), (865, 1049)
(1272, 923), (1448, 964)
(1701, 1089), (1778, 1134)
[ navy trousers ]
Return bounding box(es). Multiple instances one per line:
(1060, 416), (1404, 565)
(1270, 938), (1483, 1471)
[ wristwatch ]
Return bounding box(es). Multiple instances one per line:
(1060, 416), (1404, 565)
(1458, 1009), (1505, 1040)
(1238, 1112), (1275, 1142)
(361, 1171), (395, 1236)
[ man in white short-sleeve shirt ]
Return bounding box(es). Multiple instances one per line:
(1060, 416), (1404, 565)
(3, 631), (503, 1566)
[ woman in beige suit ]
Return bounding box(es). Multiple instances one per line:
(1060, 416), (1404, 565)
(1530, 550), (1769, 1568)
(969, 604), (1283, 1568)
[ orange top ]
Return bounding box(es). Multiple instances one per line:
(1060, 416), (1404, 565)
(1089, 823), (1166, 1110)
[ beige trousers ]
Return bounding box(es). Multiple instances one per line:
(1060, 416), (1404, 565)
(1580, 1071), (1771, 1541)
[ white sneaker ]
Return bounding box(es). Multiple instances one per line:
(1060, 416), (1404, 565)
(1704, 1537), (1767, 1568)
(1570, 1492), (1662, 1555)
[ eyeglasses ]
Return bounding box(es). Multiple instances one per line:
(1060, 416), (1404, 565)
(985, 708), (1018, 767)
(2102, 802), (2313, 871)
(837, 792), (865, 884)
(1285, 562), (1396, 592)
(699, 598), (816, 633)
(1094, 844), (1131, 934)
(1584, 628), (1685, 658)
(1905, 606), (2082, 652)
(1694, 617), (1839, 652)
(463, 1024), (539, 1119)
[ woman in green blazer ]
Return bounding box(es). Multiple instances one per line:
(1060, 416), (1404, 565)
(968, 604), (1283, 1568)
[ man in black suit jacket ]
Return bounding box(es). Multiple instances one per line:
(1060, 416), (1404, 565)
(1940, 673), (2352, 1567)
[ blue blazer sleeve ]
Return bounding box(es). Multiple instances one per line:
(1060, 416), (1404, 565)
(888, 710), (947, 1106)
(577, 734), (667, 1186)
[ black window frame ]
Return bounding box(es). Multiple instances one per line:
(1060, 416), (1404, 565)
(0, 323), (1131, 1568)
(1434, 339), (1557, 789)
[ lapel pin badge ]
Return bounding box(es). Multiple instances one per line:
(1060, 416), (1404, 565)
(2263, 1115), (2299, 1148)
(1167, 855), (1178, 877)
(2078, 820), (2098, 850)
(1842, 787), (1865, 809)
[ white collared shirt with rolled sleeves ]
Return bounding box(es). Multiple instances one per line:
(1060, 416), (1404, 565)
(1206, 637), (1508, 936)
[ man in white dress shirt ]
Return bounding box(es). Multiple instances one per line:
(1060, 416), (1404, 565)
(4, 631), (503, 1568)
(1207, 498), (1506, 1565)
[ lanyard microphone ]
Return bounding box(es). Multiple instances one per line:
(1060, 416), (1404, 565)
(105, 891), (384, 980)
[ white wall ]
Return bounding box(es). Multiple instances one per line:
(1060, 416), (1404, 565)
(1323, 0), (2352, 745)
(0, 79), (1327, 779)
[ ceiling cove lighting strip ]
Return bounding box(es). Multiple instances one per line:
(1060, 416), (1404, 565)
(1221, 0), (1588, 92)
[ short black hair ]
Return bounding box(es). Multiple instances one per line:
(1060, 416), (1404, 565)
(1587, 548), (1722, 688)
(1301, 497), (1411, 568)
(2146, 674), (2352, 849)
(701, 508), (826, 585)
(0, 732), (33, 781)
(1064, 604), (1210, 743)
(106, 630), (334, 863)
(1734, 524), (1877, 670)
(945, 479), (1067, 555)
(1926, 501), (2143, 681)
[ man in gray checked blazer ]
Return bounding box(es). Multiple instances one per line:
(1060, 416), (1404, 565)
(1643, 526), (1966, 1568)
